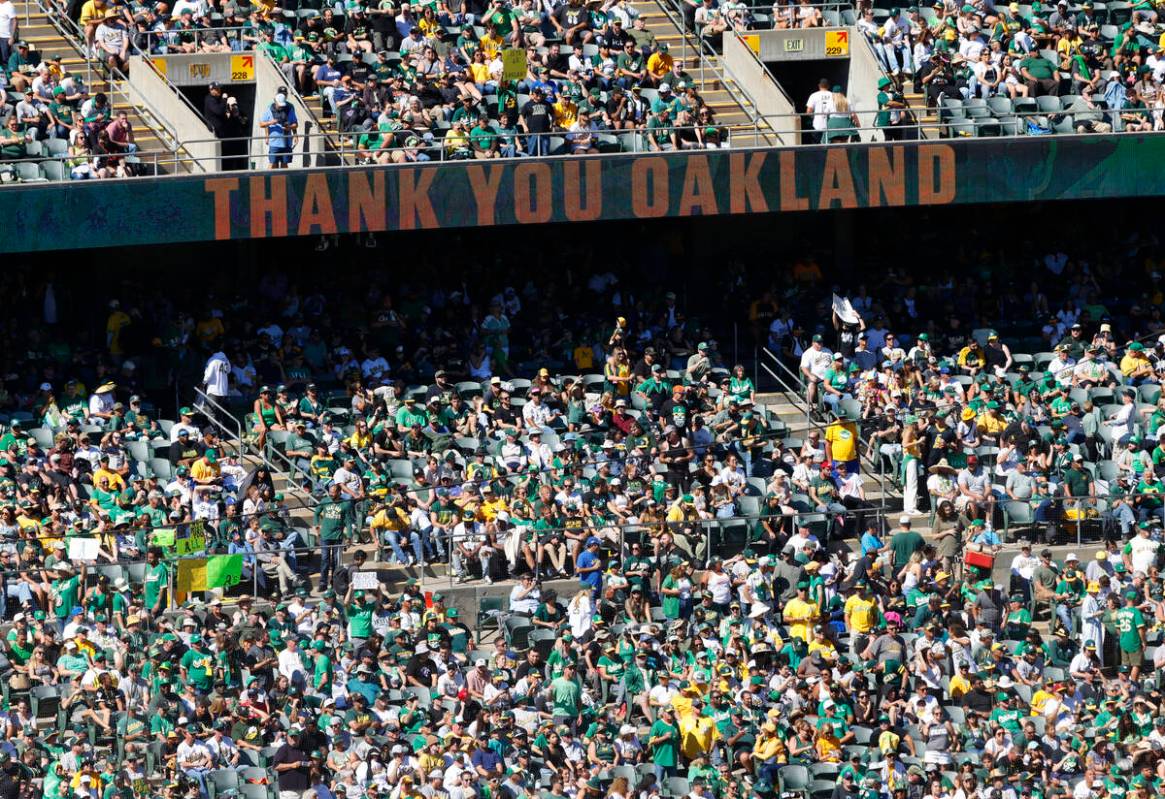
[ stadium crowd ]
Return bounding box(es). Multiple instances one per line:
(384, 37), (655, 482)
(3, 251), (1165, 799)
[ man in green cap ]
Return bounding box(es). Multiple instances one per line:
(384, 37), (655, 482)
(345, 587), (375, 645)
(875, 76), (908, 140)
(179, 634), (215, 693)
(314, 482), (355, 588)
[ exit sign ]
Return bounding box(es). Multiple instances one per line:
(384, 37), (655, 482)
(784, 38), (804, 52)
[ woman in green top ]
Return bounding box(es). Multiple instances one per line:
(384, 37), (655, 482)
(661, 566), (685, 624)
(252, 386), (285, 451)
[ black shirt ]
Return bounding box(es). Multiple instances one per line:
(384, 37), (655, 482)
(169, 439), (205, 465)
(520, 99), (553, 133)
(203, 93), (230, 137)
(405, 653), (438, 687)
(272, 742), (310, 791)
(349, 62), (372, 85)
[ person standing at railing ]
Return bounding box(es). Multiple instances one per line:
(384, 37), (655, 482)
(259, 90), (298, 169)
(519, 85), (553, 155)
(875, 76), (909, 141)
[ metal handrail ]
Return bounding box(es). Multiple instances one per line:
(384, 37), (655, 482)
(194, 387), (316, 507)
(759, 345), (891, 499)
(134, 24), (261, 54)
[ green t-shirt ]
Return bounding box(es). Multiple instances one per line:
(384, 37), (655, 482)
(180, 647), (216, 689)
(143, 562), (168, 610)
(52, 575), (81, 619)
(551, 675), (581, 717)
(1115, 605), (1145, 652)
(890, 530), (923, 569)
(469, 123), (497, 152)
(314, 652), (333, 692)
(649, 719), (679, 766)
(347, 601), (374, 638)
(661, 574), (681, 619)
(315, 500), (354, 542)
(1020, 55), (1056, 80)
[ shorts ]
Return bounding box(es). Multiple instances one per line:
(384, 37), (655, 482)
(268, 144), (293, 165)
(1121, 647), (1144, 667)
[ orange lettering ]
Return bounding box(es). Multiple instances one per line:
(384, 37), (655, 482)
(249, 176), (287, 239)
(778, 151), (808, 211)
(868, 146), (905, 208)
(466, 164), (506, 226)
(297, 173), (337, 236)
(631, 157), (668, 217)
(818, 148), (858, 209)
(399, 168), (438, 229)
(677, 155), (718, 216)
(918, 144), (957, 205)
(348, 170), (388, 232)
(204, 177), (239, 240)
(729, 152), (767, 214)
(563, 160), (602, 221)
(514, 162), (552, 224)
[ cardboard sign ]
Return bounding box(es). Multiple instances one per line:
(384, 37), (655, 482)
(502, 48), (527, 82)
(67, 537), (99, 562)
(352, 571), (380, 590)
(175, 519), (208, 556)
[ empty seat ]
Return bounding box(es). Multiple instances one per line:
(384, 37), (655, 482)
(987, 96), (1014, 116)
(1036, 95), (1062, 113)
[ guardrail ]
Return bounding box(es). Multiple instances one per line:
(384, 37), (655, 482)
(0, 485), (1144, 617)
(135, 24), (260, 54)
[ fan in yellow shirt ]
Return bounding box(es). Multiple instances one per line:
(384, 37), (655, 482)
(478, 486), (508, 520)
(807, 627), (838, 662)
(370, 502), (410, 539)
(947, 663), (973, 699)
(680, 712), (719, 760)
(752, 722), (787, 765)
(553, 96), (578, 129)
(782, 582), (820, 642)
(843, 587), (878, 634)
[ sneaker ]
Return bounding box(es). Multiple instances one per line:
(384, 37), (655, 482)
(483, 576), (494, 585)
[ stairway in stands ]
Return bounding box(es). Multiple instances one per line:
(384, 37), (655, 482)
(902, 80), (940, 139)
(628, 0), (774, 144)
(15, 0), (184, 165)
